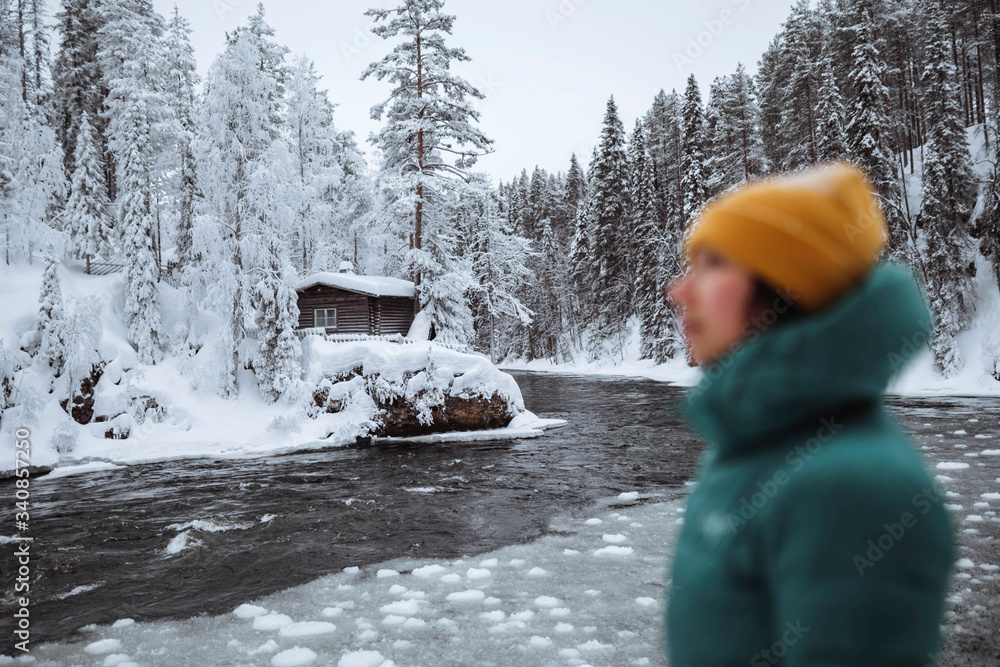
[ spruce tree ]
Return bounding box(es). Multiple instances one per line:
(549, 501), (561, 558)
(65, 111), (112, 272)
(843, 0), (904, 255)
(195, 23), (293, 397)
(565, 153), (586, 216)
(777, 0), (822, 170)
(52, 0), (108, 186)
(37, 251), (67, 374)
(627, 121), (664, 360)
(164, 5), (199, 271)
(919, 0), (979, 377)
(462, 175), (532, 360)
(585, 96), (630, 352)
(253, 242), (302, 402)
(706, 65), (767, 194)
(815, 46), (850, 161)
(98, 0), (169, 364)
(681, 75), (709, 221)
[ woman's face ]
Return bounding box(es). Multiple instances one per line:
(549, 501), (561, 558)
(667, 248), (755, 366)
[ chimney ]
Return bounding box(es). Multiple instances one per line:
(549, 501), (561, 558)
(338, 261), (355, 274)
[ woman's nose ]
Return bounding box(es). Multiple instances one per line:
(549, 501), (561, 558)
(665, 275), (686, 306)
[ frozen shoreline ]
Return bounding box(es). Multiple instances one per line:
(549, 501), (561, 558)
(502, 351), (1000, 398)
(27, 410), (567, 481)
(12, 490), (688, 667)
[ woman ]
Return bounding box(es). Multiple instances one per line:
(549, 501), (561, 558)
(664, 162), (955, 666)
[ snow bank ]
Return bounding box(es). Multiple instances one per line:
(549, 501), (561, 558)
(0, 262), (554, 477)
(303, 337), (522, 406)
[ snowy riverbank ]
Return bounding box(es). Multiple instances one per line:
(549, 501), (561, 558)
(0, 261), (565, 478)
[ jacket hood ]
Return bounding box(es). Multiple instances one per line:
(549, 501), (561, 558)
(681, 259), (934, 457)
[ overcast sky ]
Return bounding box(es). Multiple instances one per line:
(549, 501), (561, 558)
(149, 0), (796, 181)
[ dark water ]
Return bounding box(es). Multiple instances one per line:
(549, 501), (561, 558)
(3, 372), (998, 657)
(0, 372), (700, 651)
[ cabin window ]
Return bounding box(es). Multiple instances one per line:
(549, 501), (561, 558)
(314, 308), (337, 329)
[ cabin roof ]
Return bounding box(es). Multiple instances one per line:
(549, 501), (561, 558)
(295, 272), (416, 298)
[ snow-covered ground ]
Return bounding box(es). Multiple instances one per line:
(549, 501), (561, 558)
(0, 261), (562, 477)
(10, 490), (686, 667)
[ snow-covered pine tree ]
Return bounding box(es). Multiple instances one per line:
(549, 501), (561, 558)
(536, 217), (571, 360)
(705, 64), (768, 194)
(8, 0), (51, 108)
(65, 111), (112, 273)
(226, 3), (289, 131)
(565, 153), (586, 218)
(194, 22), (293, 397)
(286, 56), (354, 274)
(974, 169), (1000, 293)
(645, 90), (682, 224)
(52, 0), (108, 187)
(362, 0), (493, 342)
(37, 251), (67, 373)
(97, 0), (169, 364)
(814, 44), (850, 162)
(584, 95), (630, 354)
(0, 55), (65, 265)
(777, 0), (822, 170)
(164, 5), (200, 272)
(411, 217), (475, 346)
(918, 0), (979, 377)
(568, 174), (596, 323)
(253, 241), (302, 402)
(681, 75), (709, 222)
(524, 166), (549, 240)
(842, 0), (905, 255)
(462, 174), (532, 361)
(627, 120), (666, 360)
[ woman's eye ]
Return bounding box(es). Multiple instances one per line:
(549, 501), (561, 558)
(703, 252), (725, 268)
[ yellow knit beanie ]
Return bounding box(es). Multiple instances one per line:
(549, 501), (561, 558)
(682, 161), (889, 312)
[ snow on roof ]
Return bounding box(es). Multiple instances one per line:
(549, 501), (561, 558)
(295, 272), (416, 298)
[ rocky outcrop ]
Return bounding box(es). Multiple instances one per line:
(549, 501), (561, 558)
(311, 366), (516, 439)
(374, 392), (514, 437)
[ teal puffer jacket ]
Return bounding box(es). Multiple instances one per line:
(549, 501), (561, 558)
(666, 260), (955, 666)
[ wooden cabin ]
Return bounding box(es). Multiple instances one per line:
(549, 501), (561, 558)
(294, 263), (417, 336)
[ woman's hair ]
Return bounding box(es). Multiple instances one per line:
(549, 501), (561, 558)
(746, 278), (806, 330)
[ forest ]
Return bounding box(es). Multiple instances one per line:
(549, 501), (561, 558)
(2, 0), (999, 417)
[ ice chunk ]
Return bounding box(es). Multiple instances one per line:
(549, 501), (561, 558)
(84, 639), (122, 655)
(446, 589), (485, 602)
(411, 564), (446, 578)
(594, 545), (634, 557)
(279, 622), (336, 637)
(233, 603), (268, 619)
(253, 613), (294, 631)
(380, 600), (420, 616)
